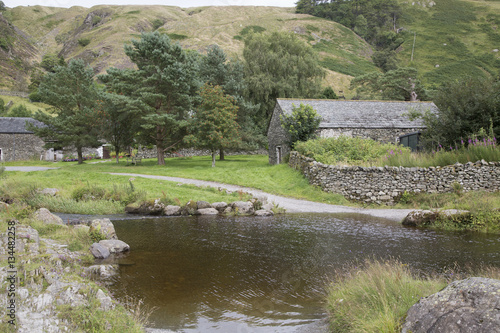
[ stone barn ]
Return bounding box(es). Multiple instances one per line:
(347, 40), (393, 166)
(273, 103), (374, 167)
(267, 99), (438, 164)
(0, 117), (48, 161)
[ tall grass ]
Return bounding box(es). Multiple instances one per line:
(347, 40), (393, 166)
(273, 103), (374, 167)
(326, 258), (500, 332)
(382, 137), (500, 167)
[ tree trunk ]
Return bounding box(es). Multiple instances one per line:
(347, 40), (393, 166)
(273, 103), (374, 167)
(212, 149), (216, 168)
(115, 145), (120, 164)
(157, 144), (165, 165)
(219, 149), (225, 161)
(77, 146), (83, 164)
(156, 125), (165, 165)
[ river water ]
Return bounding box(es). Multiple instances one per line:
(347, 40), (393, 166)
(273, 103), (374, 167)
(103, 213), (500, 332)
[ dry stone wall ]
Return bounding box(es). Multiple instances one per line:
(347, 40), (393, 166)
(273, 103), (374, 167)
(138, 147), (267, 159)
(289, 151), (500, 204)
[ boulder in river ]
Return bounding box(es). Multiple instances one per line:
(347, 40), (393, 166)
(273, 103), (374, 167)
(402, 277), (500, 333)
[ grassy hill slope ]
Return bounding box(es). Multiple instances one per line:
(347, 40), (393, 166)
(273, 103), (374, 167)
(397, 0), (500, 87)
(0, 5), (377, 96)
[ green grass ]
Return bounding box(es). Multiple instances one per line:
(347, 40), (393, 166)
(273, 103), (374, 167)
(70, 155), (350, 205)
(326, 258), (500, 332)
(1, 155), (349, 214)
(0, 95), (50, 114)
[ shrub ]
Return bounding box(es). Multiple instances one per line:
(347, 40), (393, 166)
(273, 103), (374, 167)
(7, 104), (32, 117)
(296, 136), (408, 165)
(78, 38), (91, 47)
(151, 19), (163, 30)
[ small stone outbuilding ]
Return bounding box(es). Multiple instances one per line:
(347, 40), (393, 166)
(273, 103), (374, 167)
(267, 99), (438, 164)
(0, 117), (48, 161)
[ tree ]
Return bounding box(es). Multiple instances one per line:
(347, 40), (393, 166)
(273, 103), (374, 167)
(243, 31), (324, 128)
(319, 86), (338, 99)
(280, 103), (321, 148)
(29, 59), (103, 164)
(351, 67), (426, 101)
(418, 76), (500, 148)
(0, 1), (6, 11)
(124, 32), (200, 165)
(7, 104), (32, 117)
(184, 83), (241, 167)
(199, 44), (262, 158)
(40, 53), (65, 73)
(98, 67), (142, 163)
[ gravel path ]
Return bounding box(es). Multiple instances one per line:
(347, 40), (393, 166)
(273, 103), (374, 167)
(110, 172), (413, 222)
(4, 166), (59, 172)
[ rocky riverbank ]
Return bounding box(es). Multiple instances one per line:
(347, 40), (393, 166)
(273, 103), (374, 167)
(0, 208), (146, 332)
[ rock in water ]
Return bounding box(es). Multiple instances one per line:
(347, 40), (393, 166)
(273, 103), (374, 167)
(90, 243), (110, 259)
(402, 277), (500, 333)
(99, 239), (130, 253)
(90, 218), (117, 239)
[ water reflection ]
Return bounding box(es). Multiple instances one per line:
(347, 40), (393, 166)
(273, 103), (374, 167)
(106, 213), (500, 332)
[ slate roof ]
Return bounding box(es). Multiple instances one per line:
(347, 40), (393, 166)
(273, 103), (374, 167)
(0, 117), (45, 134)
(276, 99), (437, 129)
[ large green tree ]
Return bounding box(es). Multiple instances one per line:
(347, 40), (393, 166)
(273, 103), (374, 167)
(184, 83), (240, 167)
(243, 31), (324, 128)
(29, 59), (103, 164)
(419, 76), (500, 148)
(199, 44), (262, 158)
(280, 103), (321, 148)
(124, 32), (200, 165)
(350, 67), (426, 101)
(98, 68), (142, 163)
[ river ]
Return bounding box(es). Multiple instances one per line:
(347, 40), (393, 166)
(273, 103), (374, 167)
(100, 213), (500, 332)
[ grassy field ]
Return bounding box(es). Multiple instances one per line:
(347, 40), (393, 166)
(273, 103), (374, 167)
(0, 155), (350, 215)
(2, 154), (499, 231)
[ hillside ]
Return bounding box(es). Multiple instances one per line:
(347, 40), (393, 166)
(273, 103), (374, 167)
(397, 0), (500, 87)
(0, 5), (376, 96)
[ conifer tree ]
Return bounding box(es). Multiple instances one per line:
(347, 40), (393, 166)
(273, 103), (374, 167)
(30, 59), (103, 164)
(184, 83), (240, 167)
(124, 32), (199, 165)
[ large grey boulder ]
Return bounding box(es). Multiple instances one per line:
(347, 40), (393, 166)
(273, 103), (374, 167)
(402, 209), (471, 227)
(402, 277), (500, 333)
(90, 243), (110, 259)
(254, 209), (274, 217)
(34, 208), (64, 225)
(99, 239), (130, 253)
(197, 208), (219, 215)
(90, 218), (117, 240)
(232, 201), (255, 215)
(197, 201), (212, 209)
(38, 188), (59, 196)
(212, 202), (228, 212)
(164, 205), (181, 216)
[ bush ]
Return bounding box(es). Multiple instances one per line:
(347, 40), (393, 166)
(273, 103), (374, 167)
(78, 38), (91, 47)
(7, 104), (32, 117)
(295, 136), (409, 165)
